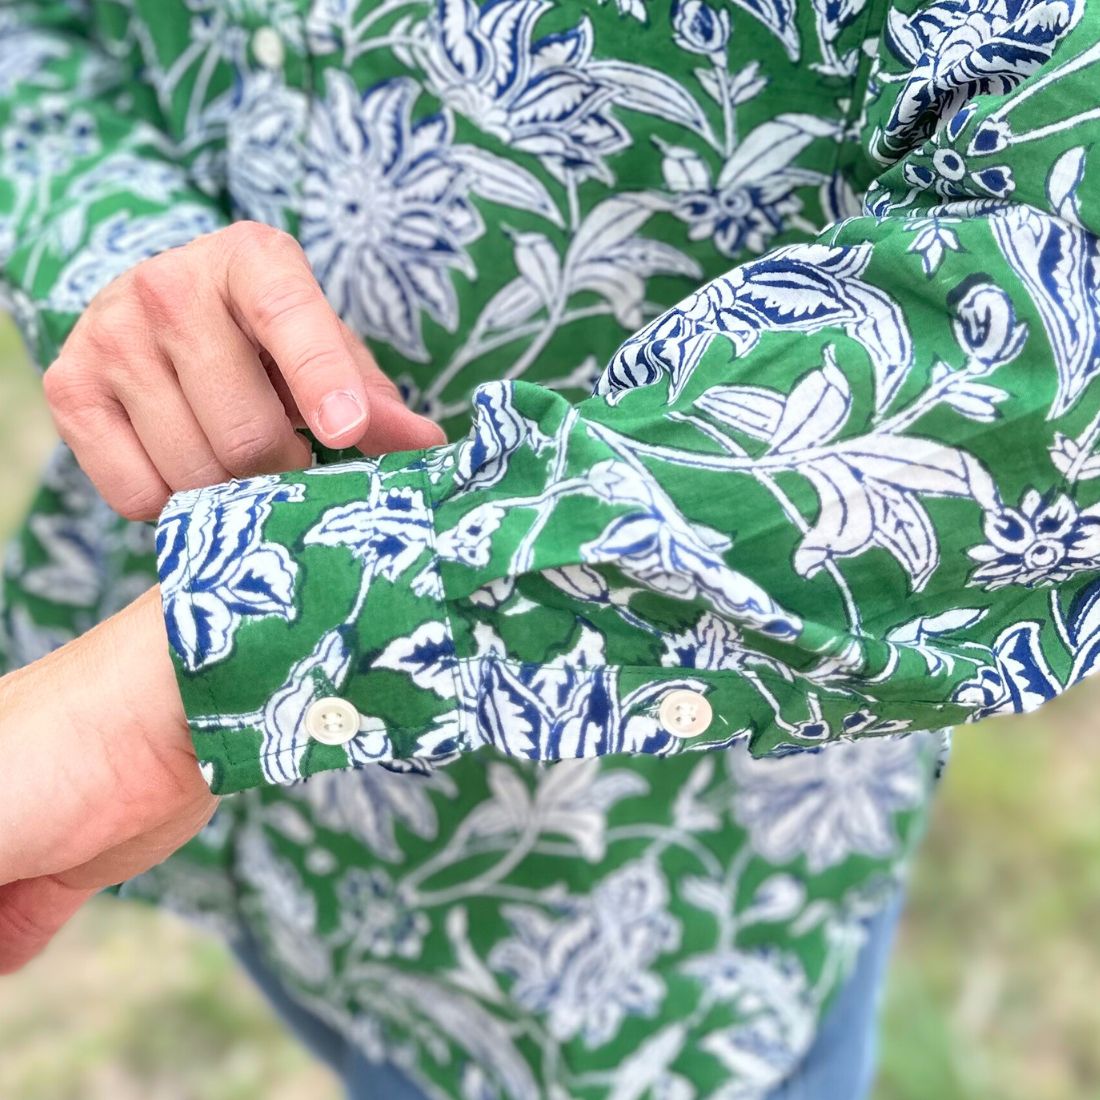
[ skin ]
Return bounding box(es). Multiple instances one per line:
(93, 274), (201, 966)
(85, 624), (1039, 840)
(43, 221), (446, 521)
(0, 587), (212, 974)
(1, 222), (448, 971)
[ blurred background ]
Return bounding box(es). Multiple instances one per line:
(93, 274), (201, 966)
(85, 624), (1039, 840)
(2, 313), (1100, 1100)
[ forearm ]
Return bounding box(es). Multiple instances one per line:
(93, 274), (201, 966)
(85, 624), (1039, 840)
(0, 587), (213, 886)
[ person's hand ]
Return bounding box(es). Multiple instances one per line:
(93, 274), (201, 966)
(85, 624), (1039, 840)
(0, 588), (216, 973)
(43, 221), (445, 521)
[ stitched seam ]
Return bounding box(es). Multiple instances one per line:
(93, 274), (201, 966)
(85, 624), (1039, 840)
(246, 650), (976, 770)
(415, 459), (467, 751)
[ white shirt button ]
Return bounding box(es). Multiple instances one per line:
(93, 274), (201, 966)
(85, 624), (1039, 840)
(251, 26), (285, 69)
(658, 689), (713, 738)
(305, 697), (360, 746)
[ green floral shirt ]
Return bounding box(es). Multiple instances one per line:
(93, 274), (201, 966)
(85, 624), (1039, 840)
(1, 0), (1097, 1095)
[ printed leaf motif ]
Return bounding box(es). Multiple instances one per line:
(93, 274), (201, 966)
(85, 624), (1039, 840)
(532, 759), (648, 861)
(717, 114), (837, 190)
(695, 385), (786, 440)
(511, 231), (563, 308)
(769, 351), (851, 453)
(992, 622), (1060, 712)
(730, 0), (800, 60)
(1068, 577), (1100, 685)
(590, 60), (710, 135)
(600, 243), (913, 407)
(452, 145), (564, 226)
(478, 277), (544, 331)
(930, 362), (1008, 422)
(373, 621), (457, 696)
(262, 630), (353, 784)
(566, 194), (699, 327)
(695, 61), (767, 109)
(794, 436), (996, 590)
(990, 155), (1100, 418)
(741, 875), (806, 926)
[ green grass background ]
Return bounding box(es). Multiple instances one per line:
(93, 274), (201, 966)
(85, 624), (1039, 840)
(2, 315), (1100, 1099)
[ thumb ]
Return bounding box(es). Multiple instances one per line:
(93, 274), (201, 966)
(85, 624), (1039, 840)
(340, 324), (447, 453)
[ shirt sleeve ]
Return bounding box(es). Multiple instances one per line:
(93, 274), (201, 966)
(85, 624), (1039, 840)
(0, 1), (228, 368)
(157, 0), (1100, 795)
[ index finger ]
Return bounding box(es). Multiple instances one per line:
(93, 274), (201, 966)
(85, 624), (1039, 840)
(221, 224), (370, 449)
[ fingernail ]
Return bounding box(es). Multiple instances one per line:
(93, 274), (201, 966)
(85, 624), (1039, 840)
(317, 391), (366, 439)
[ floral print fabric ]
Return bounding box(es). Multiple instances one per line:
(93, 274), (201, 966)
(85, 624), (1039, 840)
(1, 0), (1098, 1096)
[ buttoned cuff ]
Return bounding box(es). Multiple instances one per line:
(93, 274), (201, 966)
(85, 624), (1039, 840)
(155, 455), (463, 793)
(154, 454), (812, 795)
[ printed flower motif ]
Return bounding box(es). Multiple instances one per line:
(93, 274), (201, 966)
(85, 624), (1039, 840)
(879, 0), (1081, 157)
(225, 71), (306, 230)
(304, 478), (435, 586)
(337, 868), (429, 959)
(301, 73), (483, 361)
(728, 735), (928, 872)
(48, 206), (222, 314)
(3, 94), (98, 180)
(903, 143), (1014, 201)
(156, 476), (304, 672)
(294, 764), (455, 863)
(683, 948), (814, 1095)
(656, 116), (828, 257)
(435, 503), (506, 567)
(489, 861), (680, 1046)
(968, 490), (1100, 589)
(953, 620), (1059, 718)
(672, 0), (732, 60)
(422, 0), (629, 182)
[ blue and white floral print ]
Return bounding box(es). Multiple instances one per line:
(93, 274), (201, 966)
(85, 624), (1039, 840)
(8, 0), (1100, 1096)
(156, 475), (304, 672)
(968, 490), (1100, 590)
(293, 763), (456, 862)
(729, 734), (930, 872)
(875, 0), (1082, 160)
(337, 867), (430, 959)
(301, 73), (483, 361)
(225, 71), (306, 229)
(489, 860), (680, 1045)
(47, 206), (223, 314)
(422, 0), (630, 183)
(688, 948), (815, 1098)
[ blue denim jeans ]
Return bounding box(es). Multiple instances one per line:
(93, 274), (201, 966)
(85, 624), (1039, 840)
(233, 894), (902, 1100)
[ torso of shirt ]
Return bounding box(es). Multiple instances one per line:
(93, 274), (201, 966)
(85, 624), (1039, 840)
(2, 1), (949, 1096)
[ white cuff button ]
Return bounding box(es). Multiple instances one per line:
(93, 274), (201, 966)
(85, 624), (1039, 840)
(658, 689), (713, 738)
(252, 26), (285, 69)
(305, 697), (361, 746)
